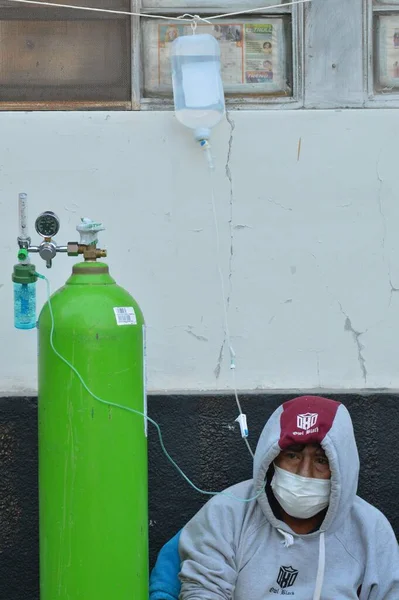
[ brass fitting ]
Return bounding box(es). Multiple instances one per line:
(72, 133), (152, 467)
(67, 242), (107, 261)
(82, 246), (107, 261)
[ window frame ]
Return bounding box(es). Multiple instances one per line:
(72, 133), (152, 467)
(132, 0), (304, 110)
(5, 0), (399, 111)
(0, 0), (303, 110)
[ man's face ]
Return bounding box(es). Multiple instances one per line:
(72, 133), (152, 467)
(275, 443), (331, 480)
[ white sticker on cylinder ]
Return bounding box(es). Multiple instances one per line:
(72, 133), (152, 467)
(113, 307), (137, 325)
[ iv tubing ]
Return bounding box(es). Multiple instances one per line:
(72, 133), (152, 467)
(201, 141), (255, 459)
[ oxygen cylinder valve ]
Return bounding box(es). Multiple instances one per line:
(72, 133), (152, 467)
(74, 217), (107, 261)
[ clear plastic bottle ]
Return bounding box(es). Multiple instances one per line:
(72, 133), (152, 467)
(12, 263), (37, 329)
(171, 34), (225, 142)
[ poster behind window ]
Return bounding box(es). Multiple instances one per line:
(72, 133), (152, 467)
(376, 15), (399, 90)
(142, 18), (289, 97)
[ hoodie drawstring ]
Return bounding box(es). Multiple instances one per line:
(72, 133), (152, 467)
(277, 528), (294, 548)
(277, 529), (325, 599)
(312, 532), (325, 600)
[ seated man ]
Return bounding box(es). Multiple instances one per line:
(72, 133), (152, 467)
(150, 395), (399, 599)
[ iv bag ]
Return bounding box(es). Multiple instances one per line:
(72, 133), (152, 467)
(171, 34), (225, 141)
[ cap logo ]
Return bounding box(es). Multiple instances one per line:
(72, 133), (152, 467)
(292, 413), (319, 436)
(297, 413), (318, 430)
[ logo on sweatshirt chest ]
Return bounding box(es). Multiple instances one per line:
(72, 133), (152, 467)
(292, 412), (319, 436)
(269, 565), (299, 595)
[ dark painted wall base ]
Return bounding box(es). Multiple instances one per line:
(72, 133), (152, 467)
(1, 393), (398, 599)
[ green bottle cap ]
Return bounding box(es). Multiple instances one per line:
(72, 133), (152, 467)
(17, 248), (29, 261)
(12, 263), (37, 284)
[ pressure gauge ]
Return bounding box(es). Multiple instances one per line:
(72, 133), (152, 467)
(35, 211), (60, 238)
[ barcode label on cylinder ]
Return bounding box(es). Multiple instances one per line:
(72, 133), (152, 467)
(113, 307), (137, 326)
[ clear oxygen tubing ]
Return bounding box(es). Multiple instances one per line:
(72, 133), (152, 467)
(36, 272), (263, 502)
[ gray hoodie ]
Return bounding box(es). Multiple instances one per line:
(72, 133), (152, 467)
(178, 395), (399, 599)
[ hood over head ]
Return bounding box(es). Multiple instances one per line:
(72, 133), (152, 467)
(253, 395), (360, 535)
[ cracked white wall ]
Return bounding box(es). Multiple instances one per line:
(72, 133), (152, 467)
(0, 109), (398, 394)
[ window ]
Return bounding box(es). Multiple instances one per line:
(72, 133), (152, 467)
(0, 0), (303, 110)
(368, 0), (399, 103)
(5, 0), (399, 110)
(137, 0), (303, 108)
(0, 0), (131, 109)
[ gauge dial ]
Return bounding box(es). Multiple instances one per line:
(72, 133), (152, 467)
(35, 211), (60, 238)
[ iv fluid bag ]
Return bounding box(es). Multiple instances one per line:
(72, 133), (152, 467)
(171, 34), (225, 141)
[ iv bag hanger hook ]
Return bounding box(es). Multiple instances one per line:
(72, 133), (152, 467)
(177, 13), (212, 34)
(191, 15), (202, 34)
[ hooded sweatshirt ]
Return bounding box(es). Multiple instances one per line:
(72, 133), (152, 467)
(178, 395), (399, 600)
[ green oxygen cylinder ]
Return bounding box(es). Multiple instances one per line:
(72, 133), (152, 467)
(37, 261), (148, 600)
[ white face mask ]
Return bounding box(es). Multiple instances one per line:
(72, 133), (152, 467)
(271, 464), (331, 520)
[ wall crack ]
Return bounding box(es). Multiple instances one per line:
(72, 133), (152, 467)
(214, 110), (235, 379)
(186, 327), (208, 342)
(376, 149), (397, 307)
(338, 302), (368, 383)
(268, 198), (293, 211)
